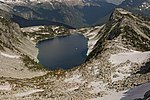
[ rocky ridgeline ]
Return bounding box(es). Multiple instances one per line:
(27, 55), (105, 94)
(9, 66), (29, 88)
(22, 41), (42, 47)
(88, 8), (150, 60)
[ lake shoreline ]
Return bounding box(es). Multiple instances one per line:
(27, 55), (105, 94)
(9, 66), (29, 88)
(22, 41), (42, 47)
(37, 33), (88, 70)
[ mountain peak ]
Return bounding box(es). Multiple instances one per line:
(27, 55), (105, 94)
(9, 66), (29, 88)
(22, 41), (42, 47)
(114, 8), (131, 14)
(87, 8), (150, 60)
(110, 7), (150, 23)
(110, 8), (132, 21)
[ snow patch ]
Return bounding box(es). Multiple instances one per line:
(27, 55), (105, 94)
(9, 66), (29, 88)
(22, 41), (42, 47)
(64, 75), (82, 83)
(66, 87), (79, 92)
(14, 89), (44, 97)
(116, 8), (132, 15)
(111, 64), (132, 82)
(82, 25), (104, 55)
(0, 83), (11, 91)
(0, 52), (20, 59)
(88, 81), (107, 94)
(41, 32), (50, 35)
(21, 26), (44, 33)
(52, 26), (59, 31)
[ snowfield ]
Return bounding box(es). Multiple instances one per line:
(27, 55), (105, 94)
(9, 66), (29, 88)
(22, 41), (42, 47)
(122, 82), (150, 100)
(109, 51), (150, 66)
(109, 51), (150, 82)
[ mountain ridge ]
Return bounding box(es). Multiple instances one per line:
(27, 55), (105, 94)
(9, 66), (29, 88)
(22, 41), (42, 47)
(0, 0), (116, 28)
(86, 8), (150, 60)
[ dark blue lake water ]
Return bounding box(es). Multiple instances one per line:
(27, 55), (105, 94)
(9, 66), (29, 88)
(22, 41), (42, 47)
(37, 34), (88, 70)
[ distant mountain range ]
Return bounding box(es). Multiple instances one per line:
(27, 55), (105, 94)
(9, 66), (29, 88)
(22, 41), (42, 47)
(119, 0), (150, 17)
(0, 0), (116, 28)
(0, 0), (149, 28)
(0, 0), (117, 5)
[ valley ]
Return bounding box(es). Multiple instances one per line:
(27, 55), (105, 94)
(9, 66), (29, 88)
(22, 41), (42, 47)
(0, 7), (149, 100)
(0, 0), (150, 100)
(0, 0), (116, 28)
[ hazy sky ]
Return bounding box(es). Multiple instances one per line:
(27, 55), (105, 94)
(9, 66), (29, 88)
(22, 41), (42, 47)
(106, 0), (125, 5)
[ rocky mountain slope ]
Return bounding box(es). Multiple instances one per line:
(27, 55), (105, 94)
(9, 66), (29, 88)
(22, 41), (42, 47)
(0, 8), (150, 100)
(0, 13), (47, 78)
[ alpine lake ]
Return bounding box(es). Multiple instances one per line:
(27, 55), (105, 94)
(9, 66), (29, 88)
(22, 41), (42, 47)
(37, 33), (88, 70)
